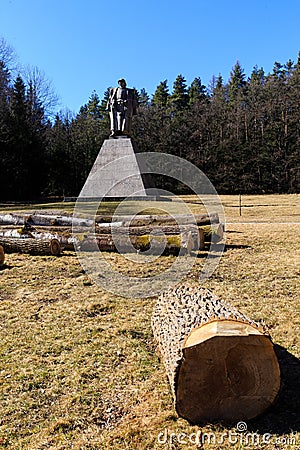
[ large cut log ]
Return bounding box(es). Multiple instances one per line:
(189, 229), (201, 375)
(93, 224), (205, 247)
(0, 244), (4, 266)
(94, 223), (199, 235)
(0, 214), (25, 226)
(151, 284), (280, 423)
(0, 236), (61, 256)
(96, 212), (220, 227)
(79, 231), (201, 254)
(0, 228), (76, 251)
(0, 213), (93, 227)
(0, 212), (220, 229)
(93, 223), (219, 243)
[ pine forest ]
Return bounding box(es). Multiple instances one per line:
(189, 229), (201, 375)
(1, 39), (300, 200)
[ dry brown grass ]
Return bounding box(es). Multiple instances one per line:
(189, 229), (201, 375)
(0, 194), (299, 449)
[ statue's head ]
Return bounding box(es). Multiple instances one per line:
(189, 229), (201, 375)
(118, 78), (127, 88)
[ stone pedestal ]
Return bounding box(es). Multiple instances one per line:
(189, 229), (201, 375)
(77, 138), (159, 201)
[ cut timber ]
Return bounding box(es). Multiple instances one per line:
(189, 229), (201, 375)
(97, 212), (220, 227)
(0, 212), (220, 228)
(199, 223), (224, 243)
(0, 236), (61, 256)
(151, 284), (280, 423)
(95, 223), (199, 235)
(0, 227), (76, 251)
(0, 213), (93, 227)
(0, 244), (4, 266)
(79, 231), (199, 255)
(93, 224), (204, 250)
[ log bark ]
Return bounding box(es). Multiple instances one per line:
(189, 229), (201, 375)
(151, 284), (280, 423)
(0, 212), (219, 228)
(93, 223), (221, 246)
(0, 228), (76, 251)
(94, 223), (205, 247)
(0, 244), (4, 266)
(96, 212), (220, 227)
(0, 213), (93, 227)
(79, 231), (200, 254)
(94, 223), (198, 235)
(0, 236), (61, 256)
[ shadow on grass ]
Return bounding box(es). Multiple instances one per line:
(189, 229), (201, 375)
(224, 243), (252, 250)
(248, 344), (300, 435)
(0, 263), (14, 271)
(195, 243), (251, 258)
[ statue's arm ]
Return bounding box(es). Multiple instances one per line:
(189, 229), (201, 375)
(132, 90), (138, 115)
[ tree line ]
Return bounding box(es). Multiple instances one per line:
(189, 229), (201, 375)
(0, 38), (299, 200)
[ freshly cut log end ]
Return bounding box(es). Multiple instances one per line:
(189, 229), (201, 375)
(177, 320), (280, 423)
(0, 244), (4, 266)
(49, 238), (61, 256)
(151, 284), (281, 424)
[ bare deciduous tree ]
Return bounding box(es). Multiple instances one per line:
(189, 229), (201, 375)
(0, 37), (16, 70)
(22, 65), (59, 119)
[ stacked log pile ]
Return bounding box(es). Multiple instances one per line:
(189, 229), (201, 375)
(0, 211), (224, 256)
(151, 284), (281, 423)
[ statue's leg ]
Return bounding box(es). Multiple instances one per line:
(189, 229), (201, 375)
(123, 112), (132, 135)
(116, 104), (124, 134)
(109, 110), (118, 136)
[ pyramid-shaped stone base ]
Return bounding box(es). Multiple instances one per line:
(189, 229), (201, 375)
(77, 138), (159, 201)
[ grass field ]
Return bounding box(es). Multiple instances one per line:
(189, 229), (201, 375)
(0, 194), (299, 449)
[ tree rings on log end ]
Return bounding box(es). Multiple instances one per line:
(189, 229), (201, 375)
(0, 244), (4, 266)
(176, 320), (281, 424)
(50, 239), (61, 256)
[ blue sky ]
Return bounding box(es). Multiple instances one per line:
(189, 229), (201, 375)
(1, 0), (300, 115)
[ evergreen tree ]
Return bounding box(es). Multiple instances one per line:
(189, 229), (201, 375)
(215, 74), (224, 91)
(168, 74), (188, 111)
(4, 75), (48, 199)
(99, 87), (111, 132)
(249, 65), (265, 86)
(272, 61), (285, 80)
(7, 76), (30, 198)
(188, 77), (206, 104)
(45, 114), (73, 196)
(152, 80), (169, 107)
(228, 61), (246, 102)
(137, 88), (150, 106)
(0, 60), (12, 199)
(86, 91), (102, 119)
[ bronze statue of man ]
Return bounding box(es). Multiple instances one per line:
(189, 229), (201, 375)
(106, 79), (138, 137)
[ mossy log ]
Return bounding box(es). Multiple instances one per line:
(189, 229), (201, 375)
(93, 224), (204, 249)
(151, 284), (281, 423)
(93, 224), (223, 246)
(0, 244), (4, 266)
(79, 231), (200, 254)
(200, 223), (224, 243)
(0, 236), (61, 256)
